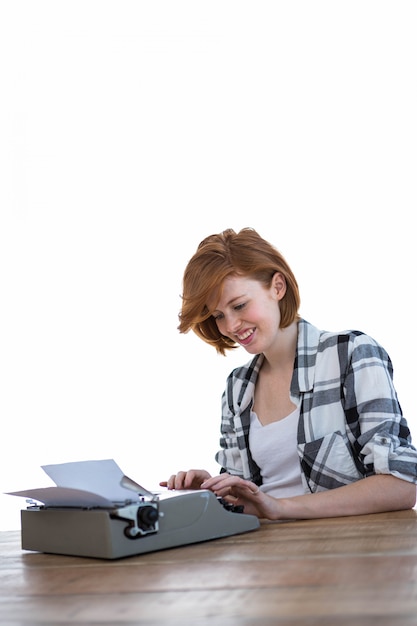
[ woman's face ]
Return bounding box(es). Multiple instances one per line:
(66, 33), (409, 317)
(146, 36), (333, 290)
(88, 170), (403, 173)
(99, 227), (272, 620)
(207, 273), (286, 355)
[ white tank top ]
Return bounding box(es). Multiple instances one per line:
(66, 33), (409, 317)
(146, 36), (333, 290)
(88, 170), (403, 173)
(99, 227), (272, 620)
(249, 405), (305, 498)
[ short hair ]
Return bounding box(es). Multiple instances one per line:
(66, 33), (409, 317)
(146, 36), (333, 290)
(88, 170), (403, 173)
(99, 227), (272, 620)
(178, 228), (300, 355)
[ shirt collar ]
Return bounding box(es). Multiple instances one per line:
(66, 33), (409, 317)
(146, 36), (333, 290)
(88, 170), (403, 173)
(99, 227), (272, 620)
(291, 318), (321, 393)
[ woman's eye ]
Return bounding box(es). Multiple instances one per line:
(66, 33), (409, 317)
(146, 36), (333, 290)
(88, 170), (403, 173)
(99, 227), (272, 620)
(234, 302), (246, 311)
(213, 313), (224, 321)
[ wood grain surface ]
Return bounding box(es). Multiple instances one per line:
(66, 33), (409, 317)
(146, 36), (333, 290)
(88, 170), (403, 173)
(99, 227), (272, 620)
(1, 510), (417, 625)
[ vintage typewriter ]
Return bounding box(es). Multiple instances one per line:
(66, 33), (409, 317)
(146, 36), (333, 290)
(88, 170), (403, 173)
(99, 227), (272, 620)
(7, 460), (260, 559)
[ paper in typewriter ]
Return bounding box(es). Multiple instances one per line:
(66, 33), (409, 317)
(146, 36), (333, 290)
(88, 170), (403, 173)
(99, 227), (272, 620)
(7, 459), (146, 508)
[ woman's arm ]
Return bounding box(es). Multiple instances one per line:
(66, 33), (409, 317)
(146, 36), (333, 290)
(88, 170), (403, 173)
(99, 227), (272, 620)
(201, 473), (416, 520)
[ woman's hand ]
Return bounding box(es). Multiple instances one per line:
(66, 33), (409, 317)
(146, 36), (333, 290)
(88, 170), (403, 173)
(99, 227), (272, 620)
(160, 471), (277, 518)
(200, 474), (280, 519)
(159, 469), (212, 491)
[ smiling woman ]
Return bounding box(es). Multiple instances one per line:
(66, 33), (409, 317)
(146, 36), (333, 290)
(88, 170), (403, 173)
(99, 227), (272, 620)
(1, 1), (417, 533)
(160, 228), (417, 521)
(178, 228), (300, 355)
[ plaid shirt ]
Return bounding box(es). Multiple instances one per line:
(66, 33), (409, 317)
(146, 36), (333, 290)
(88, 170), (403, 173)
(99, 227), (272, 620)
(215, 319), (417, 493)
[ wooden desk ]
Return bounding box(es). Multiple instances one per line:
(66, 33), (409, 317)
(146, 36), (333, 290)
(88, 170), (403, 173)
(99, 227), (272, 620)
(1, 510), (417, 625)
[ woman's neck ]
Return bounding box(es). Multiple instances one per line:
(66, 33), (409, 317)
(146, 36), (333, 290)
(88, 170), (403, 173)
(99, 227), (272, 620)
(263, 321), (298, 372)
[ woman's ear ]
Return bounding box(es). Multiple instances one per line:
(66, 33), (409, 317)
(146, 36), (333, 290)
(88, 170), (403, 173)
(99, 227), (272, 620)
(271, 272), (287, 301)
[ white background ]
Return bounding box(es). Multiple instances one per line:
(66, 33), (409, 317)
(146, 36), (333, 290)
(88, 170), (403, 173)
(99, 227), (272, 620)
(1, 1), (416, 530)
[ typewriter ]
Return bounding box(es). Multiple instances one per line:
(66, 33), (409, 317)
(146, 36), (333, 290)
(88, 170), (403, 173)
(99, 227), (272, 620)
(8, 460), (260, 560)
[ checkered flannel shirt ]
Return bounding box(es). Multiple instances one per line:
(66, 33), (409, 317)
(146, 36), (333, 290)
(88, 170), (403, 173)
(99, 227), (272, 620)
(215, 319), (417, 492)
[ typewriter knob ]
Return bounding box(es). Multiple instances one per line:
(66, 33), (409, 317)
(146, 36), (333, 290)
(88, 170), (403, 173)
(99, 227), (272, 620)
(137, 505), (159, 530)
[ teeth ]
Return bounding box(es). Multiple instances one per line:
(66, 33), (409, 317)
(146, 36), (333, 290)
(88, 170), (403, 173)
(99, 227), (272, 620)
(237, 329), (254, 340)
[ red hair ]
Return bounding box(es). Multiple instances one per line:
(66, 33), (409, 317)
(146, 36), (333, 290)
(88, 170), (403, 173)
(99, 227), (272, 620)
(178, 228), (301, 355)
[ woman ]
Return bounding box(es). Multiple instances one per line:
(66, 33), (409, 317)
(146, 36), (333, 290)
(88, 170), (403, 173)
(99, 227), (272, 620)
(160, 228), (417, 519)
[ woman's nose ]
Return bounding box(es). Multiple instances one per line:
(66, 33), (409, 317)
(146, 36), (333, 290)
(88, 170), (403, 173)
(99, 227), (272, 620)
(225, 313), (241, 334)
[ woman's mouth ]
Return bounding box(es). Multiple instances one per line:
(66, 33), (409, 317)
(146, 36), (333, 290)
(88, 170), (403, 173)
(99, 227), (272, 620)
(236, 328), (255, 345)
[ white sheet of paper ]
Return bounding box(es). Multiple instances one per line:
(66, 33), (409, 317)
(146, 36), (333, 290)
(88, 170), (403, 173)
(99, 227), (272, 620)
(41, 458), (139, 503)
(6, 486), (115, 508)
(5, 459), (150, 507)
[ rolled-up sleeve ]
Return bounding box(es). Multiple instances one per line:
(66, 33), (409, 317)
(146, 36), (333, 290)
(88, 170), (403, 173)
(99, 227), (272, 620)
(344, 334), (417, 484)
